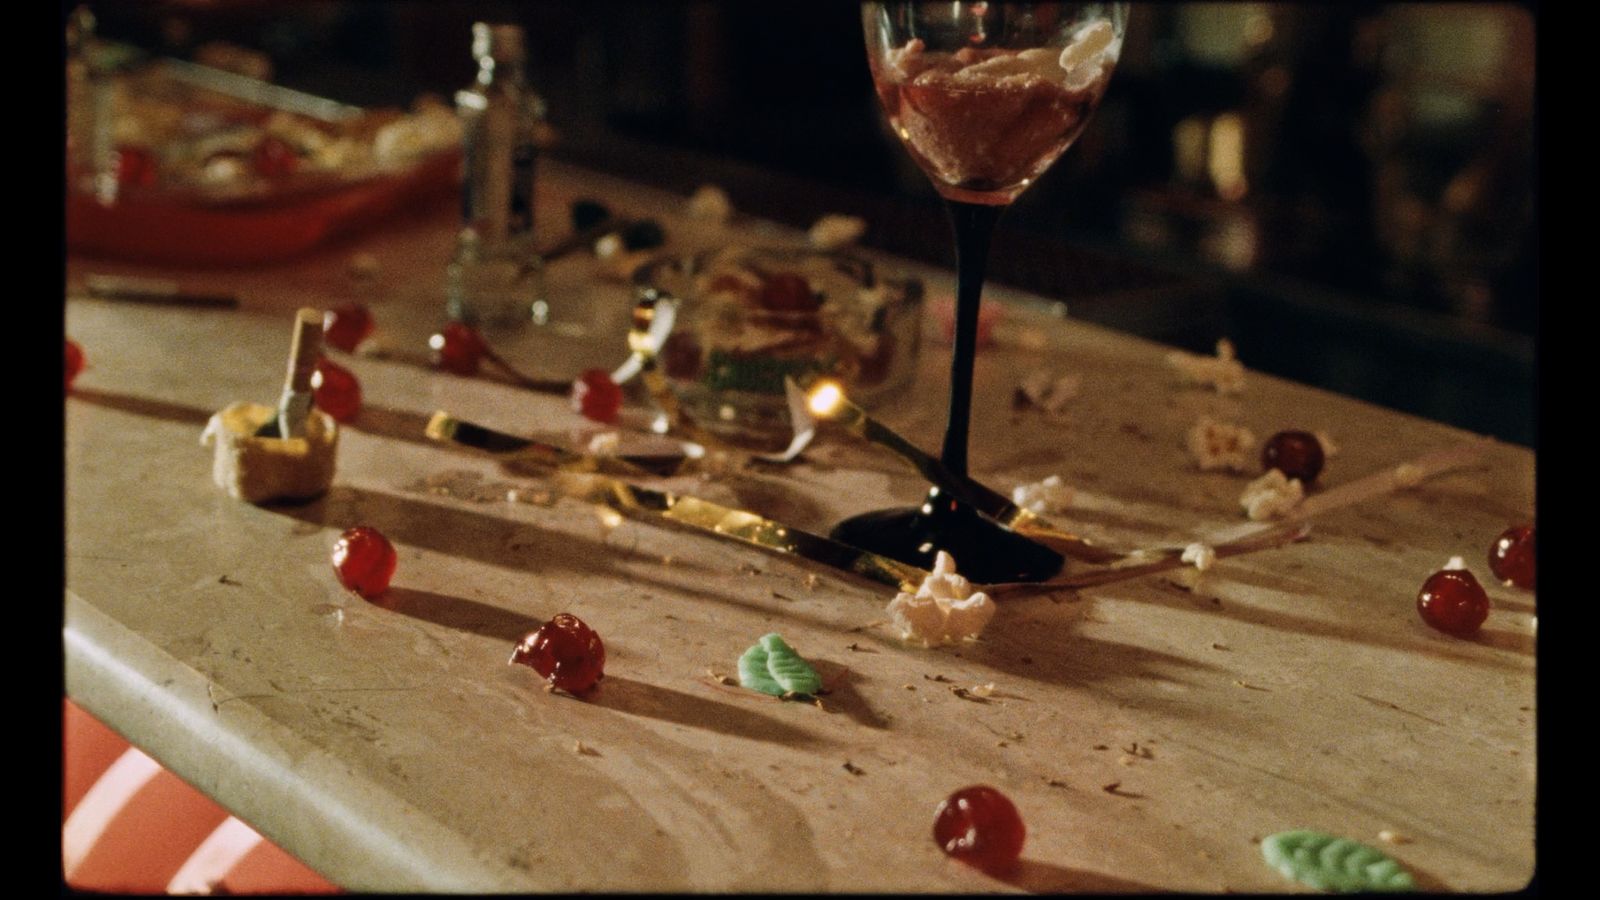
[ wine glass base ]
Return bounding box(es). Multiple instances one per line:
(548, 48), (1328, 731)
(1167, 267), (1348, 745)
(829, 489), (1063, 584)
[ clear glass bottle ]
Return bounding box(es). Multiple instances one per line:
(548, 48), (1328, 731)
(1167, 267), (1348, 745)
(446, 23), (547, 330)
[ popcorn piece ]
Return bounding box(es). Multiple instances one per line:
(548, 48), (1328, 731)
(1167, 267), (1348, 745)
(1012, 474), (1075, 515)
(1167, 338), (1245, 395)
(809, 214), (867, 250)
(586, 431), (620, 456)
(1392, 462), (1424, 488)
(1239, 469), (1304, 521)
(1015, 369), (1081, 414)
(1442, 555), (1467, 571)
(887, 551), (996, 646)
(1187, 417), (1257, 473)
(686, 185), (733, 223)
(1181, 543), (1217, 572)
(593, 232), (625, 260)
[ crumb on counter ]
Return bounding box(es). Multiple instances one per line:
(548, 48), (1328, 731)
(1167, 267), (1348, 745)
(1240, 469), (1303, 520)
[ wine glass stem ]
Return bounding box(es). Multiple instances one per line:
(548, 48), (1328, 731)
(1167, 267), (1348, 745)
(940, 199), (1003, 479)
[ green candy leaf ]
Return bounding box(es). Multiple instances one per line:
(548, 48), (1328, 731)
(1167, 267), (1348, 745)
(737, 633), (822, 697)
(1261, 830), (1415, 893)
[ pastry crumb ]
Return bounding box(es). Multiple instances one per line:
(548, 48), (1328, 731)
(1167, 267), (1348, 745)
(1167, 339), (1245, 394)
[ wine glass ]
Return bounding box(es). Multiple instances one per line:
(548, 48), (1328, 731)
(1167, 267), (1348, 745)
(831, 1), (1128, 583)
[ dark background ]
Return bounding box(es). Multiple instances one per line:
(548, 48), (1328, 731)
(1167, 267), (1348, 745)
(82, 1), (1538, 445)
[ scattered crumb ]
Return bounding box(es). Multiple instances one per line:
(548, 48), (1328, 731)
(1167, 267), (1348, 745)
(704, 667), (737, 686)
(686, 185), (732, 223)
(771, 590), (797, 602)
(347, 252), (381, 280)
(1240, 469), (1304, 520)
(1233, 680), (1271, 692)
(586, 431), (620, 456)
(923, 674), (953, 683)
(1123, 742), (1153, 759)
(1166, 338), (1245, 394)
(1393, 462), (1425, 488)
(803, 574), (819, 590)
(1186, 418), (1257, 473)
(842, 761), (865, 776)
(1045, 778), (1070, 789)
(660, 554), (675, 566)
(594, 506), (625, 531)
(1181, 542), (1217, 572)
(949, 686), (991, 703)
(1211, 642), (1230, 651)
(218, 574), (242, 586)
(903, 684), (916, 691)
(1093, 744), (1110, 751)
(968, 682), (996, 698)
(1014, 369), (1082, 413)
(573, 740), (600, 757)
(1118, 755), (1136, 767)
(809, 214), (866, 250)
(1378, 829), (1412, 845)
(1012, 474), (1076, 515)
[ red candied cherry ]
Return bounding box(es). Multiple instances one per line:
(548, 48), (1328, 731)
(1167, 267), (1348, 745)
(323, 303), (374, 353)
(510, 613), (606, 694)
(571, 368), (623, 424)
(252, 136), (299, 177)
(757, 272), (821, 313)
(114, 145), (158, 187)
(933, 785), (1026, 876)
(1417, 558), (1490, 637)
(1488, 524), (1535, 590)
(66, 339), (85, 390)
(312, 358), (362, 423)
(1262, 430), (1325, 484)
(331, 526), (397, 600)
(430, 322), (488, 376)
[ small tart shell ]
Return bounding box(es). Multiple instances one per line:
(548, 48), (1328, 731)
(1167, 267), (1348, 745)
(200, 401), (338, 504)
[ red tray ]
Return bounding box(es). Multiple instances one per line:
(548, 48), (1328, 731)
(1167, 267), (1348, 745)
(66, 149), (460, 267)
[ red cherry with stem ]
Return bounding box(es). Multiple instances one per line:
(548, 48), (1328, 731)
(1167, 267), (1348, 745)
(571, 368), (623, 424)
(1488, 524), (1535, 589)
(331, 526), (397, 600)
(312, 358), (362, 422)
(431, 322), (488, 376)
(1417, 565), (1490, 636)
(1261, 430), (1325, 484)
(323, 303), (374, 353)
(932, 785), (1026, 875)
(113, 145), (158, 187)
(252, 136), (299, 177)
(66, 339), (85, 390)
(510, 613), (606, 694)
(757, 272), (820, 312)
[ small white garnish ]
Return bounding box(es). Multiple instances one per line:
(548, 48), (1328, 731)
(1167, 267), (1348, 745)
(1442, 555), (1467, 571)
(686, 185), (732, 223)
(809, 214), (866, 250)
(1016, 369), (1081, 413)
(1167, 338), (1245, 395)
(1186, 417), (1256, 473)
(1239, 469), (1303, 521)
(593, 232), (625, 260)
(1012, 475), (1075, 515)
(1393, 462), (1424, 488)
(886, 551), (996, 646)
(586, 432), (620, 456)
(1181, 543), (1217, 572)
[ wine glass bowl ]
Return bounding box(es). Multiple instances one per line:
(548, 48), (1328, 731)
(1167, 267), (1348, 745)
(830, 2), (1127, 583)
(865, 2), (1126, 205)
